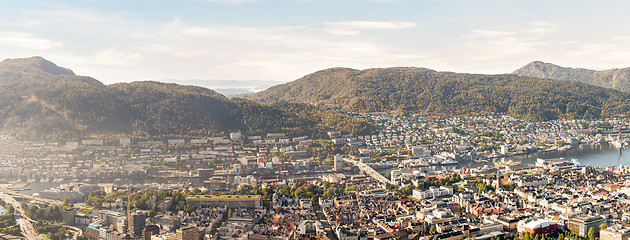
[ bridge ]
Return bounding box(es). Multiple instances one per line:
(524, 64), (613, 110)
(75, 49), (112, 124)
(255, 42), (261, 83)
(343, 158), (391, 185)
(0, 192), (43, 240)
(3, 191), (63, 205)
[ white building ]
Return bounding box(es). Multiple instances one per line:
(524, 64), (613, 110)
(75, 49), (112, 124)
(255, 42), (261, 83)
(234, 175), (257, 188)
(230, 132), (242, 141)
(500, 145), (509, 155)
(412, 186), (453, 200)
(119, 137), (131, 146)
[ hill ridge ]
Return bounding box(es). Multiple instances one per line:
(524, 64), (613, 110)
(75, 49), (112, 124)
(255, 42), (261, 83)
(0, 56), (75, 75)
(513, 61), (630, 92)
(251, 66), (630, 120)
(0, 57), (372, 140)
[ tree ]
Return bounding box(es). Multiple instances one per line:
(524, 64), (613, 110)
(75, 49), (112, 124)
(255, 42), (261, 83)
(587, 227), (597, 240)
(600, 223), (608, 230)
(148, 204), (160, 218)
(429, 225), (436, 234)
(61, 198), (73, 209)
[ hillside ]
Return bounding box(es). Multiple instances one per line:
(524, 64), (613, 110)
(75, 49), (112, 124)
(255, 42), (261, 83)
(0, 57), (372, 140)
(250, 67), (630, 120)
(513, 61), (630, 93)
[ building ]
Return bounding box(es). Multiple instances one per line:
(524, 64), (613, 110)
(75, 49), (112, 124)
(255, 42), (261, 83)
(62, 208), (77, 225)
(143, 225), (160, 240)
(601, 224), (630, 240)
(496, 216), (521, 231)
(334, 154), (344, 172)
(500, 145), (509, 155)
(411, 146), (424, 157)
(295, 220), (323, 237)
(82, 139), (104, 146)
(230, 132), (242, 141)
(130, 211), (147, 238)
(390, 169), (404, 185)
(151, 232), (177, 240)
(186, 195), (262, 209)
(176, 226), (199, 240)
(519, 219), (557, 235)
(412, 186), (454, 200)
(567, 215), (606, 237)
(120, 137), (131, 146)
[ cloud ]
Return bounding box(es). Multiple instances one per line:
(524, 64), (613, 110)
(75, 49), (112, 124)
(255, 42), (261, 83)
(324, 21), (417, 36)
(464, 29), (517, 39)
(0, 32), (62, 50)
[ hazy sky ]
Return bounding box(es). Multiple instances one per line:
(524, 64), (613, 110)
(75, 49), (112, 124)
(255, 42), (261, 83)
(1, 0), (629, 84)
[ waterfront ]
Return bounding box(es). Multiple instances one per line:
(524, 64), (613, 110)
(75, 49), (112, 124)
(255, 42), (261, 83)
(11, 144), (630, 196)
(17, 181), (65, 196)
(383, 143), (630, 173)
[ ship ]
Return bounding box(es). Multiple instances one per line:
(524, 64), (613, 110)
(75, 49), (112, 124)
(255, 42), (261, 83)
(440, 159), (458, 165)
(494, 159), (521, 168)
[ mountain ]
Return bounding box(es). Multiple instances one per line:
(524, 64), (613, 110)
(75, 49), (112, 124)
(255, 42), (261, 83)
(159, 79), (283, 97)
(513, 61), (630, 93)
(250, 67), (630, 120)
(0, 57), (372, 140)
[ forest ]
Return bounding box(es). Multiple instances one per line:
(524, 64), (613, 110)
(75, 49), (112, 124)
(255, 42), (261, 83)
(251, 67), (630, 120)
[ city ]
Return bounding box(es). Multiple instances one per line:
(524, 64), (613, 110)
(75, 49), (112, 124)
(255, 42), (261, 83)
(2, 1), (630, 240)
(1, 113), (630, 240)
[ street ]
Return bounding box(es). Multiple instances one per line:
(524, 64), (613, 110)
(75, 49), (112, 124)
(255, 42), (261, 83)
(0, 191), (43, 240)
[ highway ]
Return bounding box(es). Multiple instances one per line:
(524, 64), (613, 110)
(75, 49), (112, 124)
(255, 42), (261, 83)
(343, 158), (392, 184)
(1, 189), (80, 240)
(66, 225), (83, 240)
(0, 191), (43, 240)
(3, 190), (62, 205)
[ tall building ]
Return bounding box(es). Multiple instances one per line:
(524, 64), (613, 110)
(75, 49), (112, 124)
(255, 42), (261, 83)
(129, 211), (147, 238)
(143, 225), (160, 240)
(567, 215), (605, 237)
(334, 154), (344, 172)
(176, 226), (199, 240)
(62, 208), (77, 226)
(391, 169), (402, 185)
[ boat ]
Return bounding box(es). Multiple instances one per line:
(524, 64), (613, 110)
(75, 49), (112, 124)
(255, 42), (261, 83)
(571, 158), (580, 165)
(495, 159), (521, 168)
(441, 159), (458, 165)
(611, 139), (629, 149)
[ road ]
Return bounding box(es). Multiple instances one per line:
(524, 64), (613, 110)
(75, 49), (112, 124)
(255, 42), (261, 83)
(0, 191), (43, 240)
(343, 158), (391, 184)
(3, 190), (63, 205)
(66, 225), (82, 239)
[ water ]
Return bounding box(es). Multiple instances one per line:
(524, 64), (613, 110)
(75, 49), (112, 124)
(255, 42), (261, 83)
(17, 181), (66, 196)
(383, 143), (629, 173)
(11, 144), (629, 190)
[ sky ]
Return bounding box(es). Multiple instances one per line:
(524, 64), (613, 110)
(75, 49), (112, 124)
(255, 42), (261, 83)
(1, 0), (630, 86)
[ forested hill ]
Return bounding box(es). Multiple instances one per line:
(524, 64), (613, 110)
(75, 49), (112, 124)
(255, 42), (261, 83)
(250, 67), (630, 120)
(0, 57), (372, 140)
(513, 61), (630, 93)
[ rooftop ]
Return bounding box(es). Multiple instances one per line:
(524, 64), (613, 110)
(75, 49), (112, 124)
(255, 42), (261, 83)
(187, 195), (262, 200)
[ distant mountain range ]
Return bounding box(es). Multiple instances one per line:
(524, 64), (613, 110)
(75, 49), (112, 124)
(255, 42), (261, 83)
(159, 79), (283, 96)
(4, 56), (630, 140)
(250, 67), (630, 120)
(0, 57), (372, 140)
(513, 61), (630, 93)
